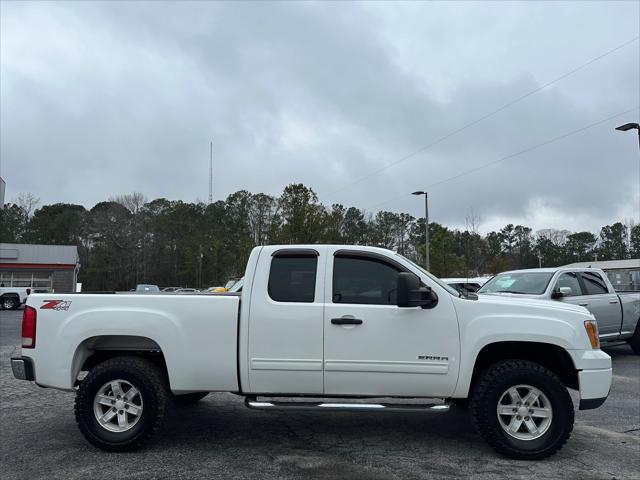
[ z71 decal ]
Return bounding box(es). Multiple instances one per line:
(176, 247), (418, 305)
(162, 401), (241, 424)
(41, 300), (72, 311)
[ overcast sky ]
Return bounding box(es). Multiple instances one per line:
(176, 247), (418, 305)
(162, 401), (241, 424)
(1, 1), (639, 234)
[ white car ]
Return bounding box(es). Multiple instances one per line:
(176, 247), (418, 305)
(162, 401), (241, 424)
(441, 277), (490, 294)
(12, 245), (611, 459)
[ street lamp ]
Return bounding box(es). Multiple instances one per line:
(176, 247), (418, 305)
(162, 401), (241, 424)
(412, 191), (429, 271)
(615, 122), (640, 150)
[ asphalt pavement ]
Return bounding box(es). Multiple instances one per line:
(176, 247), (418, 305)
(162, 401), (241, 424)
(1, 309), (638, 479)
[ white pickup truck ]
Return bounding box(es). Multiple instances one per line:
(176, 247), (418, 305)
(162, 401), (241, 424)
(0, 286), (30, 310)
(12, 245), (612, 459)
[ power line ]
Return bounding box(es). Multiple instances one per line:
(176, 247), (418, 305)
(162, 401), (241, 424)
(367, 107), (639, 211)
(324, 35), (640, 199)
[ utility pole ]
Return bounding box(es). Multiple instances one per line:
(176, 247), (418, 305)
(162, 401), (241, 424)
(208, 140), (213, 204)
(198, 244), (203, 289)
(412, 191), (430, 271)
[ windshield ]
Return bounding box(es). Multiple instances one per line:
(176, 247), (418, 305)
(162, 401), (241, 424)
(478, 272), (554, 295)
(395, 254), (460, 297)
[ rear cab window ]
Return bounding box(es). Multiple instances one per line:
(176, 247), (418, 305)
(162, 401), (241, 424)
(268, 253), (318, 303)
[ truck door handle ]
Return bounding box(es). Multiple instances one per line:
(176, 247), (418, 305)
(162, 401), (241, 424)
(609, 300), (618, 304)
(331, 318), (363, 325)
(579, 303), (589, 307)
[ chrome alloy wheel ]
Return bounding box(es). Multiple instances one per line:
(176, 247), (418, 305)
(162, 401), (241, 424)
(496, 384), (552, 441)
(93, 379), (143, 433)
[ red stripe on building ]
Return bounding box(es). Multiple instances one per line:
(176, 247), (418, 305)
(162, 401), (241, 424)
(0, 263), (77, 270)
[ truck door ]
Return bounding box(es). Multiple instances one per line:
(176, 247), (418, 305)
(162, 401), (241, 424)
(578, 271), (622, 339)
(246, 248), (325, 394)
(322, 250), (459, 397)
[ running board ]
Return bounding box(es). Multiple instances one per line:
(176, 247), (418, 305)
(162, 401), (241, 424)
(245, 397), (450, 413)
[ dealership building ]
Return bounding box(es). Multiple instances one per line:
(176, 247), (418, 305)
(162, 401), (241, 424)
(0, 243), (80, 293)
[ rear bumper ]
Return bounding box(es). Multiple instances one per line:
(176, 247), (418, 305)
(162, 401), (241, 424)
(11, 357), (35, 381)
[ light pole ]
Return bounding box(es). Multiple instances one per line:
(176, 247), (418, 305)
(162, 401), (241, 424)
(412, 191), (429, 271)
(615, 122), (640, 151)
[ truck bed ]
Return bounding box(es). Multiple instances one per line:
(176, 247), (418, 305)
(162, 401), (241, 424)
(24, 292), (241, 393)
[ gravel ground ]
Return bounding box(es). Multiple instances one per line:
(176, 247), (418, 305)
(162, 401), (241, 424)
(1, 309), (638, 479)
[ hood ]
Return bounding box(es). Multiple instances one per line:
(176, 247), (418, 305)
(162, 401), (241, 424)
(476, 293), (590, 316)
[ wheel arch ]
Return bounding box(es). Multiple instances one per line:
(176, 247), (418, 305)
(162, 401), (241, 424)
(72, 335), (168, 387)
(459, 341), (578, 398)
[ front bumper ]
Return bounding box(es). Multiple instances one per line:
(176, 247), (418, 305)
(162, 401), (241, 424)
(567, 349), (612, 410)
(577, 367), (612, 410)
(11, 357), (35, 381)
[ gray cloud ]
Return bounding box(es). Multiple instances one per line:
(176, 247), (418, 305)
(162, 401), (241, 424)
(1, 1), (638, 234)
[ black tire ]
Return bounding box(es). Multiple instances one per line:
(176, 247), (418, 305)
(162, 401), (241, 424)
(450, 398), (469, 410)
(1, 295), (19, 310)
(172, 392), (209, 406)
(75, 356), (170, 451)
(470, 359), (574, 460)
(627, 320), (640, 355)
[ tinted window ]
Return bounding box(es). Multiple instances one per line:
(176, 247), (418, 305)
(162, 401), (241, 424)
(333, 256), (400, 305)
(555, 272), (583, 296)
(581, 271), (608, 295)
(268, 256), (317, 302)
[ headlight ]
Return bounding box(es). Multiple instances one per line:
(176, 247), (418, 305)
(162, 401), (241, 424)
(584, 320), (600, 349)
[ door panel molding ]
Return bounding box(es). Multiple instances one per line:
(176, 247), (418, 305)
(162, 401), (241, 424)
(325, 359), (449, 375)
(251, 358), (323, 371)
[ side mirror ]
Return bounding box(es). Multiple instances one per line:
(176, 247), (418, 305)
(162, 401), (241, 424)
(397, 272), (437, 308)
(551, 286), (572, 299)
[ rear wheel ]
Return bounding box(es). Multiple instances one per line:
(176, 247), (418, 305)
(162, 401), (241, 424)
(1, 296), (19, 310)
(627, 320), (640, 355)
(75, 356), (170, 451)
(470, 359), (574, 460)
(172, 392), (209, 406)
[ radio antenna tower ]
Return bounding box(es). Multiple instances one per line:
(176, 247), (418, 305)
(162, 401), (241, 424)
(208, 140), (213, 204)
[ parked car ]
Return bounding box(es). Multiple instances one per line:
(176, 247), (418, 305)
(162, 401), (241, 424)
(208, 277), (244, 293)
(135, 284), (160, 293)
(227, 277), (243, 292)
(12, 245), (611, 459)
(161, 287), (181, 292)
(0, 286), (30, 310)
(441, 277), (489, 294)
(207, 278), (242, 293)
(478, 267), (640, 353)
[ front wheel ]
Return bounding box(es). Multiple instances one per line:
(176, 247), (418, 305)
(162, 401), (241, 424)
(470, 359), (574, 460)
(75, 356), (170, 451)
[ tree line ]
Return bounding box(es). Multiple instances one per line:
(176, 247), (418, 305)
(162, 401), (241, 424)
(1, 185), (638, 291)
